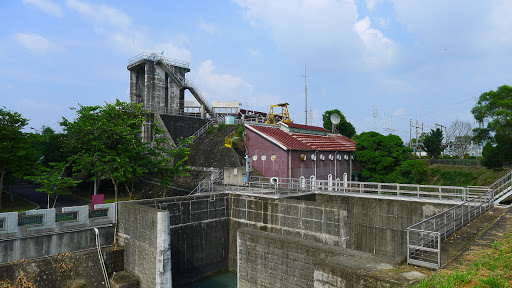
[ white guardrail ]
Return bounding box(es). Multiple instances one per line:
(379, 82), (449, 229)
(0, 203), (116, 239)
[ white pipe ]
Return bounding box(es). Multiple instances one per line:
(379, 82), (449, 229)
(94, 228), (111, 288)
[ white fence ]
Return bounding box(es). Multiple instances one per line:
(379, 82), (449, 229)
(0, 203), (116, 239)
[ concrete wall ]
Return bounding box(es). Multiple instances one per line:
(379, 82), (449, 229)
(0, 226), (114, 264)
(0, 204), (115, 263)
(134, 193), (230, 286)
(117, 202), (171, 288)
(314, 194), (455, 259)
(159, 114), (208, 141)
(229, 194), (348, 270)
(238, 228), (405, 288)
(0, 247), (121, 287)
(224, 167), (245, 186)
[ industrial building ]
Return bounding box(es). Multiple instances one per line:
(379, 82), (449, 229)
(245, 122), (356, 182)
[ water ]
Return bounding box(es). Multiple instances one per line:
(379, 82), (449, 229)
(181, 272), (237, 288)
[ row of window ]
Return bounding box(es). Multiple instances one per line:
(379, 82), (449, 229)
(251, 153), (353, 161)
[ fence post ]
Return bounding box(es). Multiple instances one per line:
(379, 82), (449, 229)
(437, 233), (441, 269)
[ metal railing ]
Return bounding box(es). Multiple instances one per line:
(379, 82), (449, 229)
(18, 214), (44, 227)
(407, 190), (494, 269)
(191, 119), (213, 143)
(56, 211), (78, 222)
(489, 170), (512, 203)
(407, 169), (512, 269)
(189, 169), (224, 195)
(239, 177), (489, 201)
(429, 158), (482, 167)
(128, 52), (189, 69)
(89, 208), (109, 218)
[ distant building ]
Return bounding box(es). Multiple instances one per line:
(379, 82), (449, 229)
(245, 122), (357, 182)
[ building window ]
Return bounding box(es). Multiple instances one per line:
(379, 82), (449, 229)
(310, 175), (316, 190)
(300, 176), (305, 189)
(328, 174), (332, 191)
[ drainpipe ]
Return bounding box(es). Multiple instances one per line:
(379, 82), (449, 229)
(350, 152), (353, 182)
(334, 151), (337, 180)
(314, 151), (318, 179)
(288, 150), (292, 179)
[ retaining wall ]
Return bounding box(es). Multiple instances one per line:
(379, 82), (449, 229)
(133, 193), (230, 286)
(237, 228), (405, 288)
(118, 202), (171, 288)
(0, 247), (123, 287)
(314, 194), (455, 259)
(228, 193), (348, 270)
(0, 204), (115, 263)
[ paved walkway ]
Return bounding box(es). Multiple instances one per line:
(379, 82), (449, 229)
(9, 185), (89, 209)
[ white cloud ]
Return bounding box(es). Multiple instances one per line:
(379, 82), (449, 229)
(488, 0), (512, 46)
(195, 60), (253, 102)
(199, 18), (217, 35)
(365, 0), (381, 12)
(22, 0), (63, 17)
(15, 33), (62, 54)
(66, 0), (131, 28)
(249, 48), (260, 57)
(153, 42), (192, 62)
(234, 0), (395, 69)
(354, 17), (395, 66)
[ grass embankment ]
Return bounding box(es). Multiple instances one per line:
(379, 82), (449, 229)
(415, 231), (512, 287)
(0, 193), (38, 212)
(427, 165), (508, 187)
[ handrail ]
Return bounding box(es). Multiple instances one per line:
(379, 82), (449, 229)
(191, 119), (213, 143)
(406, 169), (512, 269)
(189, 169), (223, 195)
(241, 176), (489, 201)
(128, 52), (189, 69)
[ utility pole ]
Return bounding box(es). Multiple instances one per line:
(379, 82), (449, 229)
(435, 123), (447, 144)
(304, 65), (308, 125)
(373, 106), (378, 132)
(410, 120), (423, 153)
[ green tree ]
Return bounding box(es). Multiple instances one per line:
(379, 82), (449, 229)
(151, 127), (192, 198)
(31, 126), (67, 167)
(353, 131), (411, 182)
(61, 100), (150, 202)
(423, 128), (444, 158)
(472, 84), (512, 168)
(386, 160), (429, 184)
(0, 108), (38, 210)
(25, 162), (81, 208)
(322, 109), (356, 138)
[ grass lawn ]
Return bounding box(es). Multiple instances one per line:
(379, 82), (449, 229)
(0, 193), (38, 213)
(415, 231), (512, 287)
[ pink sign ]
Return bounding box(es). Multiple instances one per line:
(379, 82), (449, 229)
(92, 194), (104, 210)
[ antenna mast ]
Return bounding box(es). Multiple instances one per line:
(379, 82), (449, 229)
(305, 65), (308, 125)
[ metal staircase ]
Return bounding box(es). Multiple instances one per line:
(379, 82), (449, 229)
(154, 57), (216, 117)
(490, 170), (512, 204)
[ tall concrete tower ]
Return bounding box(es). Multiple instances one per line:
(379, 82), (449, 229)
(127, 53), (215, 142)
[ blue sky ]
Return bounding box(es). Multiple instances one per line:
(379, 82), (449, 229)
(1, 0), (511, 142)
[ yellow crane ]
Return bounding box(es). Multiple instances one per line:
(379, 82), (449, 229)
(265, 103), (291, 124)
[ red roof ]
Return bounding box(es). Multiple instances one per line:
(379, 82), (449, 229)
(280, 122), (329, 132)
(246, 124), (356, 151)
